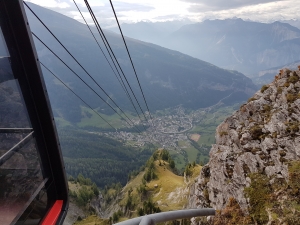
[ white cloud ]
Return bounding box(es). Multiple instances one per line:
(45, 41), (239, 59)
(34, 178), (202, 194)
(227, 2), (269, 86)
(26, 0), (70, 8)
(181, 0), (287, 11)
(114, 0), (189, 22)
(73, 0), (105, 7)
(25, 0), (300, 24)
(187, 0), (300, 23)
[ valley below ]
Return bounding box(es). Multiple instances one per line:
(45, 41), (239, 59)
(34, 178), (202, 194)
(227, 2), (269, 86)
(66, 102), (240, 171)
(13, 3), (300, 225)
(58, 102), (241, 224)
(64, 67), (300, 225)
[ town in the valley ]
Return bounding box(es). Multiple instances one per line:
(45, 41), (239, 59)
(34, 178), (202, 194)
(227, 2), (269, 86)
(93, 104), (225, 152)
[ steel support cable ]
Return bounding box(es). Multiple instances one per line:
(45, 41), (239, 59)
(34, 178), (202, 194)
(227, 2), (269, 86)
(24, 2), (140, 131)
(40, 62), (116, 131)
(83, 1), (146, 122)
(109, 0), (154, 124)
(71, 0), (125, 92)
(84, 0), (148, 123)
(71, 0), (146, 129)
(32, 33), (141, 132)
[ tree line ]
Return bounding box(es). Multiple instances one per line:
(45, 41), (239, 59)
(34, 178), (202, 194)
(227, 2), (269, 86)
(59, 128), (155, 188)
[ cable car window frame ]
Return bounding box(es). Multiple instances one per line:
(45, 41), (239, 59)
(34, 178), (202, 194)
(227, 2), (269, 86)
(0, 0), (69, 224)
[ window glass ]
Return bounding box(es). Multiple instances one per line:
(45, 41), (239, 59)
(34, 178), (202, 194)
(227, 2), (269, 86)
(0, 57), (30, 128)
(0, 26), (9, 57)
(0, 26), (47, 225)
(0, 133), (31, 157)
(0, 133), (16, 156)
(15, 183), (49, 225)
(0, 138), (45, 225)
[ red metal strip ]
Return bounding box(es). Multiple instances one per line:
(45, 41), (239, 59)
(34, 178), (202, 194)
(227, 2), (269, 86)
(41, 200), (63, 225)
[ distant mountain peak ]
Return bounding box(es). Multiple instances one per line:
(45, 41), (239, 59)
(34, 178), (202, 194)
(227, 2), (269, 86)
(167, 19), (300, 75)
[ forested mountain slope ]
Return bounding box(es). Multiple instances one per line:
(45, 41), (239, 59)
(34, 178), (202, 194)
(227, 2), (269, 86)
(59, 129), (154, 188)
(25, 3), (256, 124)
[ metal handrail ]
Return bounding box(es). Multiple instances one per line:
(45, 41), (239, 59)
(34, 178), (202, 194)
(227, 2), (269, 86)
(114, 208), (215, 225)
(0, 131), (34, 166)
(0, 128), (33, 133)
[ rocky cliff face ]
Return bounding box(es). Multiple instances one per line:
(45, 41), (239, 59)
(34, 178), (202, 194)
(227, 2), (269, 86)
(189, 67), (300, 224)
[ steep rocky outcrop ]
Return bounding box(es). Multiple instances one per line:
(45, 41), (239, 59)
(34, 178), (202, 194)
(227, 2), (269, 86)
(189, 67), (300, 224)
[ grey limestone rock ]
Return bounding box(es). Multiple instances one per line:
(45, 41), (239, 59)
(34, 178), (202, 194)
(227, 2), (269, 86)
(189, 68), (300, 213)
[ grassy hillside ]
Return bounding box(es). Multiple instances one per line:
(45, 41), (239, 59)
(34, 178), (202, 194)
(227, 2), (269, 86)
(73, 215), (108, 225)
(121, 160), (200, 212)
(72, 149), (201, 225)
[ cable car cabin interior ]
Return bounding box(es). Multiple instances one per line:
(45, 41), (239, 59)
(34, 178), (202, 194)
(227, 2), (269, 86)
(0, 1), (68, 224)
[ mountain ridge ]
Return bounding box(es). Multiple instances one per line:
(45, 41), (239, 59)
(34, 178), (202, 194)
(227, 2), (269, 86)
(25, 2), (256, 125)
(252, 60), (300, 85)
(166, 19), (300, 75)
(111, 18), (300, 76)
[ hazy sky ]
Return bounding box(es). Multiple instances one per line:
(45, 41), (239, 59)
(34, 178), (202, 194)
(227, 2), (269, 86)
(26, 0), (300, 27)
